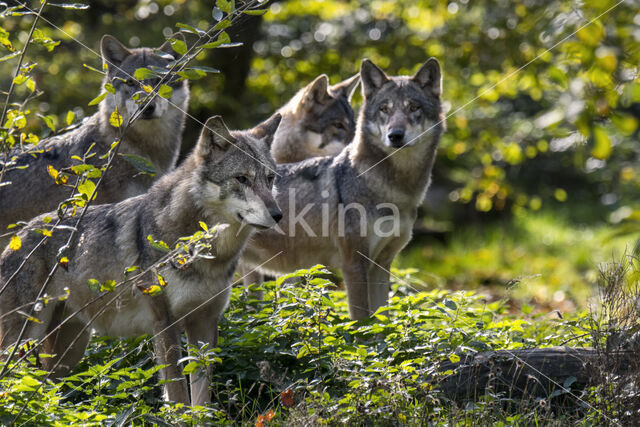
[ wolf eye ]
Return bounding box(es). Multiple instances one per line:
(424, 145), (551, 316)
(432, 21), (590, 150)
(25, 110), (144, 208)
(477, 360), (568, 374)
(236, 176), (249, 185)
(409, 103), (420, 112)
(379, 104), (391, 114)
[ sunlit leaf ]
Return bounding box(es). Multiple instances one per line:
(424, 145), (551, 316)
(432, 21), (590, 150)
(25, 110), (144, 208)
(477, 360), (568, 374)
(9, 235), (21, 251)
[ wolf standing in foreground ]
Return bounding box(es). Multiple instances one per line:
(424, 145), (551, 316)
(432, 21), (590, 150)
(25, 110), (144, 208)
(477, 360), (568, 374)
(0, 34), (190, 246)
(0, 115), (282, 406)
(242, 58), (445, 319)
(270, 73), (359, 163)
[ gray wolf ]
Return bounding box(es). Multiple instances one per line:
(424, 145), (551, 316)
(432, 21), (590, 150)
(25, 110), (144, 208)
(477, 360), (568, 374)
(0, 114), (282, 406)
(0, 33), (190, 247)
(242, 58), (444, 319)
(242, 73), (359, 288)
(270, 73), (359, 163)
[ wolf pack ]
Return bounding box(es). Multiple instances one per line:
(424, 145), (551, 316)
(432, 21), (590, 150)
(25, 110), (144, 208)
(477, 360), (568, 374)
(0, 34), (444, 406)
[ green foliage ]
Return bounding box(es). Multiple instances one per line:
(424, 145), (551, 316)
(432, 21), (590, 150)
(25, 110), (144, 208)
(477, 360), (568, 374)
(0, 268), (600, 425)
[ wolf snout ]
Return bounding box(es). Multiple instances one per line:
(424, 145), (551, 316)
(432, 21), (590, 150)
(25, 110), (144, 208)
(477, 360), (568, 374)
(141, 103), (156, 119)
(387, 128), (405, 147)
(270, 208), (283, 224)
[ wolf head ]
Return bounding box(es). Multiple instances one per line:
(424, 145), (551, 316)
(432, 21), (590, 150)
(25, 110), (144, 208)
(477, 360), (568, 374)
(358, 58), (443, 151)
(271, 73), (359, 163)
(192, 115), (282, 230)
(99, 34), (189, 126)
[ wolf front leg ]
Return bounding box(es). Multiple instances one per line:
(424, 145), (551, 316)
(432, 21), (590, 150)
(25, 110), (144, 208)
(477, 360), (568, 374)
(148, 295), (190, 405)
(184, 303), (220, 407)
(339, 244), (370, 320)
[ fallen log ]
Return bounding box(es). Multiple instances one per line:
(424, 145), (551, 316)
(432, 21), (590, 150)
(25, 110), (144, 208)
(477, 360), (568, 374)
(436, 346), (637, 401)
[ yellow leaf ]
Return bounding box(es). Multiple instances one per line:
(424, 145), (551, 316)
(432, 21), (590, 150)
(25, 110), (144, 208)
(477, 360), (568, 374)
(41, 229), (52, 237)
(592, 126), (612, 160)
(142, 85), (152, 93)
(58, 256), (69, 268)
(9, 235), (21, 251)
(47, 165), (59, 180)
(109, 107), (123, 128)
(142, 285), (162, 295)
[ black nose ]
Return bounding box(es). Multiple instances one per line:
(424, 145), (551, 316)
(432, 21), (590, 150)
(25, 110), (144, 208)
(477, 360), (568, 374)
(387, 128), (405, 147)
(141, 103), (156, 118)
(270, 209), (283, 223)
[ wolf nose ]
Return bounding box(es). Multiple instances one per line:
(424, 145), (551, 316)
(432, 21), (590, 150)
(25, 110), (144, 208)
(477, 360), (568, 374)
(387, 128), (405, 147)
(270, 209), (283, 224)
(141, 103), (156, 119)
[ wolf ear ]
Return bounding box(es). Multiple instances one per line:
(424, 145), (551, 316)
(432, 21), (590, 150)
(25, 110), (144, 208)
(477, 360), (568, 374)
(302, 74), (331, 110)
(250, 113), (282, 148)
(101, 35), (132, 69)
(330, 73), (360, 102)
(360, 59), (389, 98)
(411, 58), (442, 98)
(158, 33), (186, 61)
(198, 116), (233, 158)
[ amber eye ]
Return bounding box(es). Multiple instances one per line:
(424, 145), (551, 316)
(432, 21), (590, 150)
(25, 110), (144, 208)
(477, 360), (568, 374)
(409, 103), (420, 112)
(379, 104), (391, 114)
(333, 122), (345, 130)
(236, 176), (249, 185)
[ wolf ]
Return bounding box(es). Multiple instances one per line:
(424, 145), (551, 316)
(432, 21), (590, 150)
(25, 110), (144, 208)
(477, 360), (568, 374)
(0, 114), (282, 407)
(242, 58), (445, 320)
(270, 73), (359, 164)
(0, 33), (190, 247)
(242, 73), (359, 288)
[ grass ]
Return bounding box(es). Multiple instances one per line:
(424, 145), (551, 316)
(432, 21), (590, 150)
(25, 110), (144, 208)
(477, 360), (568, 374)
(0, 267), (603, 425)
(399, 209), (633, 311)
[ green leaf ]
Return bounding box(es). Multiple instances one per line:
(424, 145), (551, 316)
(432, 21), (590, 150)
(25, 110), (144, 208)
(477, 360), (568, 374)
(169, 38), (187, 55)
(88, 278), (101, 292)
(38, 114), (56, 132)
(101, 280), (116, 292)
(213, 19), (231, 31)
(448, 353), (461, 363)
(158, 84), (173, 99)
(182, 361), (199, 375)
(176, 23), (200, 35)
(83, 63), (106, 75)
(109, 108), (123, 128)
(66, 110), (75, 126)
(120, 153), (156, 176)
(78, 180), (96, 200)
(243, 9), (268, 16)
(88, 91), (108, 106)
(26, 78), (35, 92)
(104, 83), (116, 94)
(147, 235), (170, 252)
(217, 0), (234, 14)
(134, 67), (156, 80)
(177, 69), (207, 81)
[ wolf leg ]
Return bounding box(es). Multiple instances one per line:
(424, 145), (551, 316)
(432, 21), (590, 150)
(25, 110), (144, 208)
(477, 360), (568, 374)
(340, 247), (370, 320)
(41, 303), (90, 378)
(367, 258), (392, 317)
(148, 293), (189, 405)
(184, 304), (219, 407)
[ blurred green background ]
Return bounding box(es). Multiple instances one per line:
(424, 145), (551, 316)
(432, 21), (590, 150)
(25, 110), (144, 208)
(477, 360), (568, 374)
(1, 0), (639, 310)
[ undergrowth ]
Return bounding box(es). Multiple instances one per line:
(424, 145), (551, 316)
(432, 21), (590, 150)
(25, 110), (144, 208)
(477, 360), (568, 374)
(1, 265), (614, 425)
